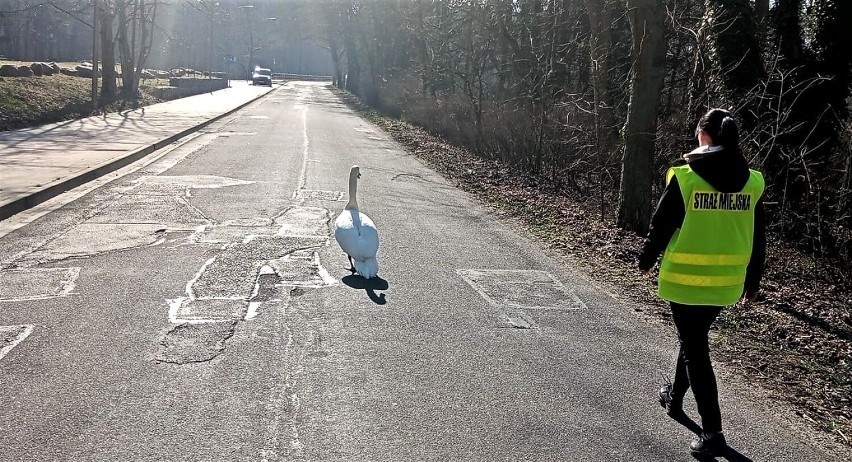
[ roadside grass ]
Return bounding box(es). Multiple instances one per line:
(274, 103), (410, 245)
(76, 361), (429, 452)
(0, 74), (93, 131)
(0, 72), (165, 132)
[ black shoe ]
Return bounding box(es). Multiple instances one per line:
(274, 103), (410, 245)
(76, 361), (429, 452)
(658, 383), (685, 418)
(690, 432), (728, 457)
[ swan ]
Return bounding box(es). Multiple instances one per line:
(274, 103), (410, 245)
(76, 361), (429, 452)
(334, 165), (380, 279)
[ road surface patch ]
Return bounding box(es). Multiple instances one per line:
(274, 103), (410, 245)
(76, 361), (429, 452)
(222, 217), (275, 227)
(275, 206), (331, 237)
(30, 223), (167, 259)
(294, 190), (345, 202)
(157, 320), (237, 364)
(457, 269), (586, 310)
(130, 175), (254, 198)
(0, 267), (80, 301)
(0, 325), (34, 361)
(271, 250), (337, 288)
(246, 265), (282, 320)
(191, 222), (279, 245)
(88, 195), (208, 227)
(218, 132), (258, 137)
(497, 311), (537, 329)
(169, 297), (247, 324)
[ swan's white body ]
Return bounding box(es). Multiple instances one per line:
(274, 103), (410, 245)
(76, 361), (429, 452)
(334, 166), (380, 278)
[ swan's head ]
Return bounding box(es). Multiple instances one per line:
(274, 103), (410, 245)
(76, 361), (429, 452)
(349, 165), (361, 180)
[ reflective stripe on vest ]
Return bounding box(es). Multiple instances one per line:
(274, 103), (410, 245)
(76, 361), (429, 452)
(664, 252), (752, 266)
(657, 165), (765, 306)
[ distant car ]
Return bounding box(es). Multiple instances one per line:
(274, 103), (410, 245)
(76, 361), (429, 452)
(252, 68), (272, 86)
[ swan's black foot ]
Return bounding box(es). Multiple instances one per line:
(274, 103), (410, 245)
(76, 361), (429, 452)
(345, 256), (357, 274)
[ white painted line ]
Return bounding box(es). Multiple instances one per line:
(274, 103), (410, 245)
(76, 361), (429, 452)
(248, 264), (276, 301)
(246, 302), (261, 320)
(167, 297), (188, 324)
(0, 325), (34, 361)
(314, 252), (338, 287)
(167, 256), (233, 324)
(186, 257), (216, 300)
(457, 269), (586, 310)
(168, 296), (246, 324)
(293, 107), (310, 199)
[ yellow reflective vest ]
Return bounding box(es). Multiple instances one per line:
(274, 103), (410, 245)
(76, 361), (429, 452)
(658, 165), (765, 306)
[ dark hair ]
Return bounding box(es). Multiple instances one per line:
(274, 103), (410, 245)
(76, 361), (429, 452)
(696, 108), (740, 155)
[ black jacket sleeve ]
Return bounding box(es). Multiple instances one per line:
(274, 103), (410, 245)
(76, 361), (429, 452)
(638, 176), (685, 271)
(744, 199), (766, 293)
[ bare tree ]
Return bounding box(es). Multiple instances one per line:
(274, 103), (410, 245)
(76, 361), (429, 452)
(618, 0), (667, 234)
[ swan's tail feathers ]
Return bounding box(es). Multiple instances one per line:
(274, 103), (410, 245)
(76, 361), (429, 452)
(354, 257), (379, 279)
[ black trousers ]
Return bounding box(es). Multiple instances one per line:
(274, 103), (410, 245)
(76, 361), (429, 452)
(670, 302), (723, 433)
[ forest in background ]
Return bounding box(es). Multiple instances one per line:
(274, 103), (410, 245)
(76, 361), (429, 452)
(1, 0), (850, 266)
(318, 0), (851, 269)
(0, 0), (333, 100)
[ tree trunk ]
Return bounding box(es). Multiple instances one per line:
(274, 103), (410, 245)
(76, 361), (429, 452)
(117, 0), (135, 97)
(754, 0), (769, 23)
(584, 0), (618, 164)
(132, 0), (157, 100)
(618, 0), (667, 234)
(328, 38), (343, 88)
(775, 0), (803, 66)
(99, 5), (117, 100)
(342, 2), (361, 95)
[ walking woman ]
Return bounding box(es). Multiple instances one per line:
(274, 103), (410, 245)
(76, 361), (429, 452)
(638, 108), (766, 457)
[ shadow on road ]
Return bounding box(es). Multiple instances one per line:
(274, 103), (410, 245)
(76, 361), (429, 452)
(673, 414), (753, 462)
(672, 412), (703, 435)
(691, 448), (754, 462)
(342, 274), (389, 305)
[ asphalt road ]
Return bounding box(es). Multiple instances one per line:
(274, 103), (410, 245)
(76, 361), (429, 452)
(0, 82), (843, 461)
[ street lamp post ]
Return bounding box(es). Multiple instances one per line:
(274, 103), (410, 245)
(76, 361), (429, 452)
(264, 17), (276, 72)
(239, 5), (254, 80)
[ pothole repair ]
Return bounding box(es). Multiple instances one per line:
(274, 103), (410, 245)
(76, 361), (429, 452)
(498, 312), (537, 329)
(157, 321), (237, 364)
(0, 267), (80, 301)
(160, 205), (338, 363)
(295, 190), (345, 202)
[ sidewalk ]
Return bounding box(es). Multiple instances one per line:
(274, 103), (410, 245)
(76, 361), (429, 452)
(0, 81), (274, 221)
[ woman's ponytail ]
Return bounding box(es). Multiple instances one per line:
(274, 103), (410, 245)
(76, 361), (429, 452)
(697, 109), (740, 156)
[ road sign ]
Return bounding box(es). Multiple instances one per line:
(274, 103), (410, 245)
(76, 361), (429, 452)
(224, 55), (237, 63)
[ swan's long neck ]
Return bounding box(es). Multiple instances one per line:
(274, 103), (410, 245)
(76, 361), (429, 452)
(345, 173), (359, 210)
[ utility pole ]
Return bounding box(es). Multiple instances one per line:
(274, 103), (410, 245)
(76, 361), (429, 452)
(92, 0), (99, 110)
(208, 12), (214, 77)
(240, 5), (254, 80)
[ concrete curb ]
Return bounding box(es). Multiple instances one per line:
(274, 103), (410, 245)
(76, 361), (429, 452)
(0, 86), (275, 222)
